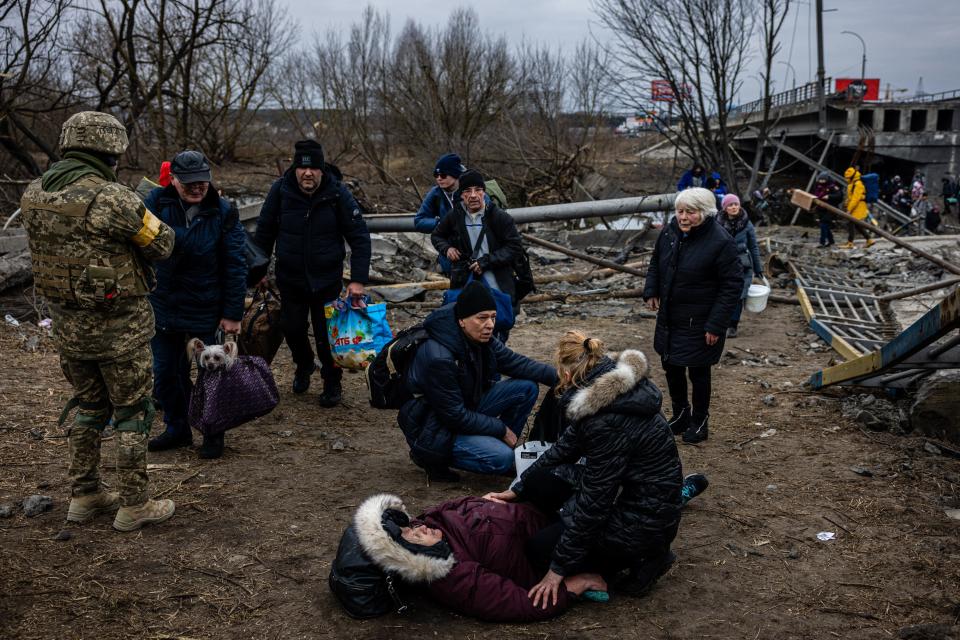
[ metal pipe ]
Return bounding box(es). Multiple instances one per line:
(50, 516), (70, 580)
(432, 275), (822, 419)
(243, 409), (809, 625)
(791, 189), (960, 276)
(878, 277), (960, 302)
(2, 208), (21, 230)
(239, 194), (677, 233)
(521, 233), (649, 278)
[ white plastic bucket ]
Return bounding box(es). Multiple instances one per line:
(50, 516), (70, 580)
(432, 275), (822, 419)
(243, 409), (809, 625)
(514, 441), (551, 482)
(745, 276), (771, 313)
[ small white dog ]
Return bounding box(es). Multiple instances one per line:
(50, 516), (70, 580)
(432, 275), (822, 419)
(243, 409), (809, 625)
(187, 338), (238, 372)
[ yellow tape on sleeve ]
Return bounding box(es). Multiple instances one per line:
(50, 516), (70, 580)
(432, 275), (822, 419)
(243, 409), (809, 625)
(132, 209), (163, 247)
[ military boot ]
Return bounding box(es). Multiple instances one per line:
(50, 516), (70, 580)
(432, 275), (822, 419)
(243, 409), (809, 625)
(66, 490), (120, 523)
(113, 498), (176, 532)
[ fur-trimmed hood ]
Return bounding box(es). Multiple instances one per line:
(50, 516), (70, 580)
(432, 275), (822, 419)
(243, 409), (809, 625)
(566, 350), (659, 421)
(353, 494), (455, 583)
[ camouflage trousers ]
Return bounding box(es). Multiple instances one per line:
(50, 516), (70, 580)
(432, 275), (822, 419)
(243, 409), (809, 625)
(60, 343), (155, 507)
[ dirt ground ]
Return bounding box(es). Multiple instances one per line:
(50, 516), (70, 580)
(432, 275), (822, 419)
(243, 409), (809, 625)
(1, 298), (959, 640)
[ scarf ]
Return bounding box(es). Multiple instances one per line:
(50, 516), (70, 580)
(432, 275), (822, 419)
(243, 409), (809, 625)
(41, 151), (117, 192)
(719, 209), (749, 237)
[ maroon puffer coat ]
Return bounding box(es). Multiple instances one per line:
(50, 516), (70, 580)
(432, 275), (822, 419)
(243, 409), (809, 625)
(418, 497), (571, 622)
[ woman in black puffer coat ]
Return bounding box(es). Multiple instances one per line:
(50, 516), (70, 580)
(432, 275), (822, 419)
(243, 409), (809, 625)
(643, 187), (742, 444)
(483, 331), (683, 605)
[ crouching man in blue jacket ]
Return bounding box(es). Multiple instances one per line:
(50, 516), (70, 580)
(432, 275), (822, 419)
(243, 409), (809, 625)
(399, 281), (558, 482)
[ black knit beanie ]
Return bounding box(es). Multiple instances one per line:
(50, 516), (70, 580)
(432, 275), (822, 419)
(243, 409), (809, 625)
(454, 280), (496, 320)
(458, 169), (485, 191)
(293, 139), (324, 168)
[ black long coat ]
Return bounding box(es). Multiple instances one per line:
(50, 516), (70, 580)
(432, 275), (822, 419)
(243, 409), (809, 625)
(643, 216), (742, 367)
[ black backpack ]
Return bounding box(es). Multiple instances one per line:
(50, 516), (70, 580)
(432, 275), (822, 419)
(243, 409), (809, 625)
(329, 524), (409, 618)
(513, 247), (536, 301)
(364, 324), (429, 409)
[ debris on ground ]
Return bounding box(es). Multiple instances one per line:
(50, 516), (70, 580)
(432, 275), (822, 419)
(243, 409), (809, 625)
(21, 494), (53, 517)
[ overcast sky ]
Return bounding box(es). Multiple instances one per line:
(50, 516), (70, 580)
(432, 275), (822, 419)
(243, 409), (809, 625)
(279, 0), (960, 104)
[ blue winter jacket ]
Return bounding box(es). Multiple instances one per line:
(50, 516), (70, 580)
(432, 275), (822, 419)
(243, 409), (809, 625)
(146, 185), (247, 333)
(677, 170), (706, 191)
(414, 185), (458, 233)
(397, 304), (558, 467)
(253, 168), (371, 295)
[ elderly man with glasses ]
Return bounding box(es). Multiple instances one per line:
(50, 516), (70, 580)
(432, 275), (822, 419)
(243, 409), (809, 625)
(145, 150), (247, 459)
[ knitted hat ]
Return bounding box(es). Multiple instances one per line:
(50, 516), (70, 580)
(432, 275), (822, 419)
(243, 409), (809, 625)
(458, 169), (485, 192)
(721, 193), (740, 209)
(455, 281), (496, 320)
(434, 153), (465, 178)
(293, 139), (324, 168)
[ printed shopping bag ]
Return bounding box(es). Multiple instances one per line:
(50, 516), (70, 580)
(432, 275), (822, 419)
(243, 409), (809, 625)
(325, 298), (393, 370)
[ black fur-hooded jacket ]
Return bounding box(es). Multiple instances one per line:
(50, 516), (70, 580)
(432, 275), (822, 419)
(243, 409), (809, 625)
(515, 350), (683, 576)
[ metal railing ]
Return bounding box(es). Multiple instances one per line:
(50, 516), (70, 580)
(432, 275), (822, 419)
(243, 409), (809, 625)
(886, 88), (960, 104)
(729, 78), (833, 117)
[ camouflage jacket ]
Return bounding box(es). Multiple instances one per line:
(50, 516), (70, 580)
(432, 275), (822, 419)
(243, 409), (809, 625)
(20, 174), (174, 360)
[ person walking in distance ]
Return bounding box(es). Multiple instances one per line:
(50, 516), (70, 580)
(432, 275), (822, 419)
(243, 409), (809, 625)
(19, 112), (177, 531)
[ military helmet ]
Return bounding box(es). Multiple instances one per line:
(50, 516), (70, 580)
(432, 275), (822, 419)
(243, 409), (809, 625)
(59, 111), (129, 155)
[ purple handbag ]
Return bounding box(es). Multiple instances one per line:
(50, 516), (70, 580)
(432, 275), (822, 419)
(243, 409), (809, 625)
(187, 355), (279, 436)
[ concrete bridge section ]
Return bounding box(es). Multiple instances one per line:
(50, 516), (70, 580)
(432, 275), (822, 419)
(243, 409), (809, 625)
(727, 82), (960, 189)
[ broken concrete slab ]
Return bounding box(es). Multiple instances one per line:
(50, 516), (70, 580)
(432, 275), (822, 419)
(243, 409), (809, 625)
(370, 285), (426, 303)
(910, 371), (960, 446)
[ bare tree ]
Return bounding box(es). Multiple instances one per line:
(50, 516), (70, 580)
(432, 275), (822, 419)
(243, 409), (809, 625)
(190, 0), (296, 162)
(494, 41), (611, 205)
(386, 9), (515, 158)
(0, 0), (76, 177)
(593, 0), (759, 190)
(744, 0), (791, 197)
(312, 6), (392, 179)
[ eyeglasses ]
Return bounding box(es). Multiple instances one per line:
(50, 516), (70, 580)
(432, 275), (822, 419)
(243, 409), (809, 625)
(181, 182), (208, 191)
(434, 172), (449, 179)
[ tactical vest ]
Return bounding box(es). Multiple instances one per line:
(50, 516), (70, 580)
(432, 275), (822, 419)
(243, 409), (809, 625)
(20, 175), (150, 310)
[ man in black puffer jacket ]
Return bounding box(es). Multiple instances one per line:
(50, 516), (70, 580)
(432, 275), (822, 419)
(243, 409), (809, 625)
(643, 187), (742, 444)
(254, 140), (371, 407)
(398, 282), (558, 482)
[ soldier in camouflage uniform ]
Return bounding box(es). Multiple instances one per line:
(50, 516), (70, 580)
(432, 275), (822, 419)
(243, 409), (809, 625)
(19, 111), (178, 532)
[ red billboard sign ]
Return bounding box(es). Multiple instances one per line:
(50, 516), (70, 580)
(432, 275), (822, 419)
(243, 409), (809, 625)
(835, 78), (880, 101)
(651, 80), (692, 102)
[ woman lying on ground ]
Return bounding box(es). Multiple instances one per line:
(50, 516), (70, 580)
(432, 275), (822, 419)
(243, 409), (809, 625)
(332, 479), (708, 622)
(484, 332), (689, 608)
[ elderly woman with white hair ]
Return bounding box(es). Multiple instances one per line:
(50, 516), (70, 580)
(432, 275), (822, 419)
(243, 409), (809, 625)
(642, 187), (742, 444)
